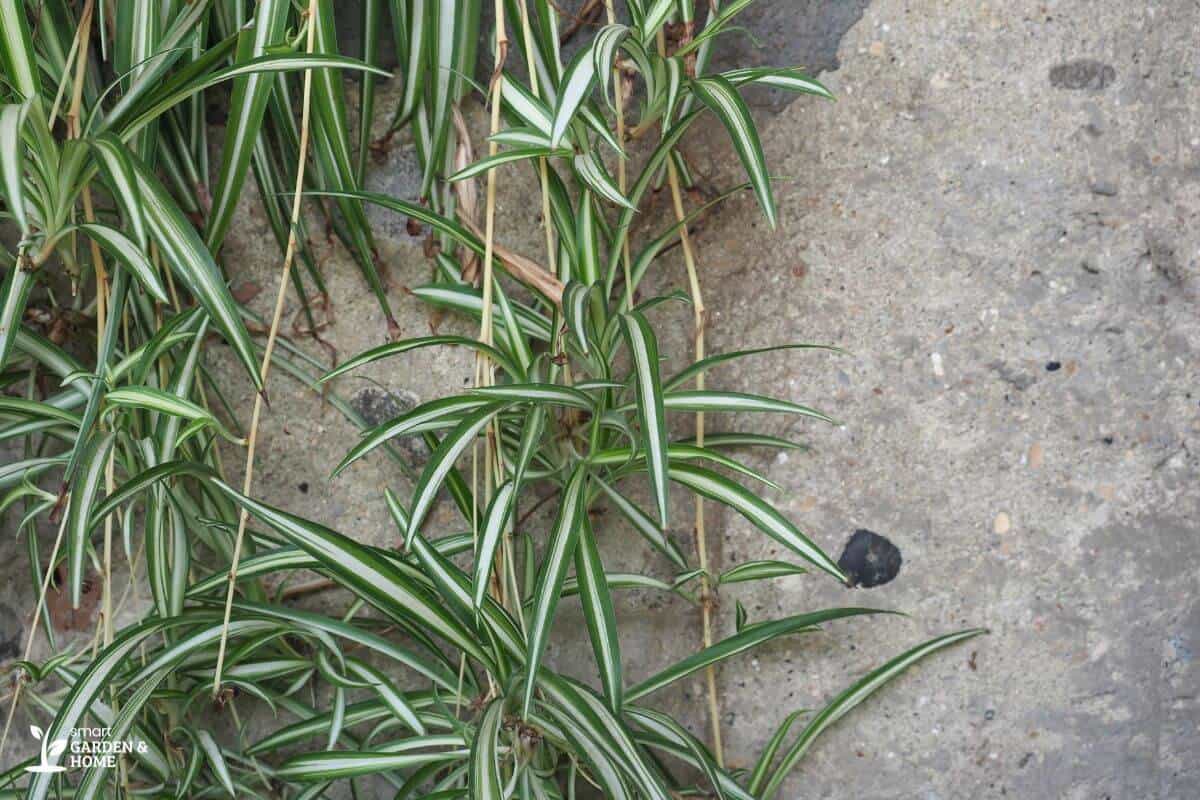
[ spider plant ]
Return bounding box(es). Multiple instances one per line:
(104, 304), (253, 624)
(0, 0), (982, 797)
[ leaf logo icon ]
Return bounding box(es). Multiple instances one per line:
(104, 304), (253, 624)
(24, 725), (67, 774)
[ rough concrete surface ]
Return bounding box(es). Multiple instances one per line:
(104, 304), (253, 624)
(3, 1), (1199, 798)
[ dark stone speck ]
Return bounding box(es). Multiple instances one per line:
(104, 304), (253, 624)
(1045, 361), (1062, 372)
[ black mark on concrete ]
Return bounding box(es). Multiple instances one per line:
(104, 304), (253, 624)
(1145, 231), (1185, 286)
(707, 0), (874, 111)
(1045, 361), (1062, 372)
(351, 387), (418, 427)
(350, 387), (425, 464)
(838, 529), (902, 588)
(1049, 60), (1116, 91)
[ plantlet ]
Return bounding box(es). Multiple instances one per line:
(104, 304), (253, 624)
(0, 1), (982, 797)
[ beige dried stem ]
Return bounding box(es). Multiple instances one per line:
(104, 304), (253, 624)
(212, 0), (320, 697)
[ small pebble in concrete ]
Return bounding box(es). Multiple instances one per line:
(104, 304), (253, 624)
(1028, 442), (1044, 468)
(298, 482), (309, 494)
(993, 512), (1011, 534)
(931, 352), (945, 378)
(1045, 360), (1062, 372)
(837, 529), (902, 588)
(1090, 180), (1118, 196)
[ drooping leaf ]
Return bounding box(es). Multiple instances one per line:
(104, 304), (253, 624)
(627, 609), (887, 702)
(761, 628), (987, 798)
(690, 75), (777, 228)
(668, 463), (846, 581)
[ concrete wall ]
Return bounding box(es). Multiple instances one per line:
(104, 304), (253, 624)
(2, 1), (1197, 797)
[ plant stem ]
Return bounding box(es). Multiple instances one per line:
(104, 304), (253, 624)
(602, 0), (633, 310)
(657, 28), (724, 767)
(213, 0), (319, 697)
(475, 0), (508, 570)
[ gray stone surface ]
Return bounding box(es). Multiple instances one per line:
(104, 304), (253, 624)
(3, 1), (1199, 797)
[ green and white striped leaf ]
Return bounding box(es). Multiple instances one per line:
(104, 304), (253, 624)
(563, 280), (595, 354)
(660, 390), (834, 422)
(501, 74), (553, 136)
(449, 146), (569, 182)
(638, 0), (675, 41)
(627, 608), (885, 701)
(118, 54), (390, 143)
(620, 311), (669, 527)
(690, 75), (777, 228)
(0, 265), (35, 372)
(575, 514), (622, 712)
(321, 335), (523, 383)
(0, 103), (29, 233)
(469, 697), (506, 800)
(88, 133), (149, 250)
(75, 223), (169, 303)
(471, 383), (593, 410)
(719, 560), (807, 585)
(524, 464), (588, 717)
(665, 343), (842, 391)
(332, 396), (496, 477)
(723, 67), (834, 99)
(205, 0), (290, 252)
(210, 481), (494, 670)
(65, 431), (115, 608)
(124, 146), (262, 388)
(747, 709), (808, 795)
(627, 707), (728, 800)
(550, 41), (605, 147)
(488, 126), (552, 148)
(761, 628), (987, 798)
(105, 386), (238, 442)
(678, 0), (758, 55)
(346, 658), (427, 735)
(276, 748), (467, 781)
(407, 403), (507, 546)
(0, 0), (41, 103)
(592, 24), (630, 108)
(574, 148), (634, 210)
(669, 463), (846, 581)
(472, 478), (516, 609)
